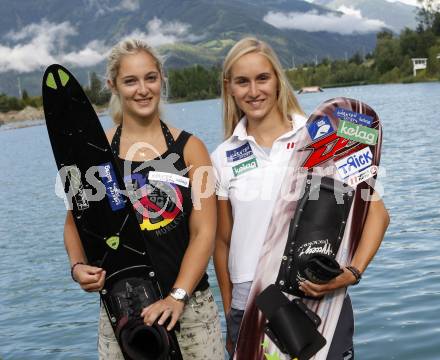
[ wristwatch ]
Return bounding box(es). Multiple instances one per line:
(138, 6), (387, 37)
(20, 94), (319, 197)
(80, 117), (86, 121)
(170, 288), (190, 303)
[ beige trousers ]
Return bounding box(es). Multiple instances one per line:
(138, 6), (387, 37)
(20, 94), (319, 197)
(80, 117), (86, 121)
(98, 287), (225, 360)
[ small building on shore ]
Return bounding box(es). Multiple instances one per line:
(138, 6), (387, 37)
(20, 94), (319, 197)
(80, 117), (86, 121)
(411, 58), (427, 76)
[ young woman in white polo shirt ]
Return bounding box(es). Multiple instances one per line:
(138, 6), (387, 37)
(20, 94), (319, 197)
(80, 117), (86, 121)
(211, 37), (390, 359)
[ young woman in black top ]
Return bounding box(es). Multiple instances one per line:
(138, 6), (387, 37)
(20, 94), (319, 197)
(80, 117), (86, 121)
(64, 38), (224, 359)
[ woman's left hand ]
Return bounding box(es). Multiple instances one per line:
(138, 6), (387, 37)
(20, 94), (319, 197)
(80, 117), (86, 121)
(141, 296), (185, 331)
(299, 267), (357, 298)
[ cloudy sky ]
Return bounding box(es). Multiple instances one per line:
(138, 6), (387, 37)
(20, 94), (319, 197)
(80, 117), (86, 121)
(0, 17), (197, 73)
(386, 0), (420, 6)
(264, 10), (387, 34)
(0, 0), (425, 74)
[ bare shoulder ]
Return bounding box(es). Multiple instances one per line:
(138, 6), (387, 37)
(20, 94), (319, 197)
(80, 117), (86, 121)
(164, 123), (210, 165)
(105, 126), (118, 143)
(185, 134), (208, 153)
(183, 135), (211, 166)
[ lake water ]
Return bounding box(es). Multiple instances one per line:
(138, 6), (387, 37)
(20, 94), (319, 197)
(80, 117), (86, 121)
(0, 82), (439, 359)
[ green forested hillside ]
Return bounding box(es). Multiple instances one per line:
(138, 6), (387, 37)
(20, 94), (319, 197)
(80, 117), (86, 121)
(1, 3), (439, 113)
(0, 0), (377, 96)
(2, 0), (437, 109)
(287, 4), (440, 89)
(313, 0), (418, 32)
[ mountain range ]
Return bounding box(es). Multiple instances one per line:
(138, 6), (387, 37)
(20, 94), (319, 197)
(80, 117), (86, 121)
(0, 0), (418, 96)
(311, 0), (418, 32)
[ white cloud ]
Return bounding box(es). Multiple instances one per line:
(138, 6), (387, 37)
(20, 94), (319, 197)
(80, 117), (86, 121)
(0, 18), (200, 73)
(386, 0), (420, 6)
(337, 5), (363, 18)
(306, 0), (420, 5)
(85, 0), (140, 16)
(125, 17), (203, 47)
(0, 20), (108, 72)
(119, 0), (140, 11)
(0, 20), (77, 73)
(61, 40), (109, 67)
(263, 10), (387, 34)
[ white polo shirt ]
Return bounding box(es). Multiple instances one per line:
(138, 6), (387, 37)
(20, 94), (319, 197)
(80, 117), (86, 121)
(211, 114), (307, 284)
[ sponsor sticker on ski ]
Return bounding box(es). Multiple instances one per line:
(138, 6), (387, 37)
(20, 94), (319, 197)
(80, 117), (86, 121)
(232, 157), (258, 177)
(337, 120), (378, 145)
(148, 171), (190, 188)
(335, 147), (373, 179)
(347, 165), (378, 187)
(334, 107), (373, 127)
(226, 142), (253, 162)
(307, 116), (334, 140)
(99, 162), (125, 211)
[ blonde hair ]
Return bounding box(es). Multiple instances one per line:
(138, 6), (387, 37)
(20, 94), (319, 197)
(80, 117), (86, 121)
(106, 38), (165, 124)
(221, 37), (304, 138)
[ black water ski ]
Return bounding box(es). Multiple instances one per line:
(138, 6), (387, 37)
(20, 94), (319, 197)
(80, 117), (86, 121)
(43, 64), (182, 360)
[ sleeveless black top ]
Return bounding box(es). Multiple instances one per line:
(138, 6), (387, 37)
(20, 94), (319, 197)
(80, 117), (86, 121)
(111, 121), (209, 294)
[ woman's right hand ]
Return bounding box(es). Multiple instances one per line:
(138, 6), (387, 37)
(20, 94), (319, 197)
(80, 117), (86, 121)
(72, 264), (106, 292)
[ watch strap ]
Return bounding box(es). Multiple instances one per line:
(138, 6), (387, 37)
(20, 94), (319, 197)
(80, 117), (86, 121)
(170, 288), (189, 303)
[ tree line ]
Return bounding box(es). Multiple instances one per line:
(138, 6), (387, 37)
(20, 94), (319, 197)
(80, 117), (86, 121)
(287, 0), (440, 88)
(0, 90), (42, 113)
(0, 73), (111, 114)
(0, 66), (220, 113)
(1, 0), (438, 113)
(167, 65), (221, 101)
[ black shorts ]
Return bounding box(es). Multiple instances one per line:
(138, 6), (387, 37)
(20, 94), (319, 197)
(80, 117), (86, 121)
(327, 294), (355, 360)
